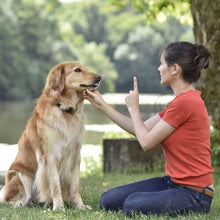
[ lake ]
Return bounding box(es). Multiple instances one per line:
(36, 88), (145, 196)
(0, 93), (173, 145)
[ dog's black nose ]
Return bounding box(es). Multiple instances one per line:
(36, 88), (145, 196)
(65, 107), (74, 114)
(95, 74), (102, 82)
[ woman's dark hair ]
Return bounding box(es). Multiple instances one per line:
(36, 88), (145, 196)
(163, 42), (211, 82)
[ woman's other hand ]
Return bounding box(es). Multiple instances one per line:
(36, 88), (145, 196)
(83, 89), (106, 110)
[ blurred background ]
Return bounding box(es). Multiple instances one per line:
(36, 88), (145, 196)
(0, 0), (194, 100)
(0, 0), (193, 144)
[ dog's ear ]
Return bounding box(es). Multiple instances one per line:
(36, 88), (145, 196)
(48, 65), (65, 92)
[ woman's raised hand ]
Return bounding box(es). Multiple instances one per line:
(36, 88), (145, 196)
(125, 76), (139, 113)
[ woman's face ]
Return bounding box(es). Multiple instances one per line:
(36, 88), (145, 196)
(158, 53), (173, 85)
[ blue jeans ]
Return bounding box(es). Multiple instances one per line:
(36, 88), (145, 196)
(99, 176), (212, 216)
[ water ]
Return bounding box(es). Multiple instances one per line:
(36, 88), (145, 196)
(0, 94), (173, 145)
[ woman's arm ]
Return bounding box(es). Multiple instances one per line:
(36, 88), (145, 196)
(131, 113), (175, 151)
(125, 77), (175, 151)
(144, 114), (161, 130)
(83, 90), (135, 135)
(83, 78), (170, 147)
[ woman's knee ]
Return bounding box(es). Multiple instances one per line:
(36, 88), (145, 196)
(99, 191), (109, 209)
(99, 188), (124, 211)
(99, 189), (116, 210)
(123, 193), (141, 216)
(123, 192), (154, 216)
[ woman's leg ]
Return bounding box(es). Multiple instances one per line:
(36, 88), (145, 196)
(123, 185), (213, 216)
(99, 176), (170, 211)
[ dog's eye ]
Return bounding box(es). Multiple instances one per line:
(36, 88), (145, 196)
(75, 68), (81, 73)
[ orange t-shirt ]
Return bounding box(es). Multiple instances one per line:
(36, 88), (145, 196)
(159, 90), (214, 187)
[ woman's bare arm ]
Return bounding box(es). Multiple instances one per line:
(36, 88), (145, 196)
(144, 114), (161, 130)
(84, 83), (166, 142)
(83, 90), (135, 135)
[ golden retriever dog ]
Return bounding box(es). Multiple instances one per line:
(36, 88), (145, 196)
(0, 61), (101, 210)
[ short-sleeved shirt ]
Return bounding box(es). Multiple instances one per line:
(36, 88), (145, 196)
(159, 90), (214, 187)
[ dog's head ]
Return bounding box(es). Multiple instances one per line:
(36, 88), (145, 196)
(46, 61), (101, 93)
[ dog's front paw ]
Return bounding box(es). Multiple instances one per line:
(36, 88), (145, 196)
(76, 203), (92, 210)
(53, 199), (64, 211)
(84, 204), (92, 210)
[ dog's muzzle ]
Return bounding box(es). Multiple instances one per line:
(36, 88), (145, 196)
(80, 74), (102, 90)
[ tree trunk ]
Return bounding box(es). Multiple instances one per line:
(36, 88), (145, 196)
(103, 138), (164, 173)
(190, 0), (220, 129)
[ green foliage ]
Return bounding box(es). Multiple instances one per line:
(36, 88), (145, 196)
(0, 0), (194, 100)
(211, 128), (220, 167)
(0, 1), (28, 99)
(74, 3), (107, 44)
(106, 11), (145, 48)
(114, 17), (193, 93)
(0, 0), (75, 100)
(81, 156), (103, 178)
(109, 0), (192, 25)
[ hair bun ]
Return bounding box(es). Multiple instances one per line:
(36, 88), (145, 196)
(194, 44), (211, 70)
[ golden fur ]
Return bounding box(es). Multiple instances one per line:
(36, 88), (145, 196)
(0, 61), (101, 210)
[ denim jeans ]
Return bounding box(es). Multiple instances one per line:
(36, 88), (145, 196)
(99, 176), (213, 216)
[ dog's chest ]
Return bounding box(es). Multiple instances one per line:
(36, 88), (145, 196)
(58, 113), (84, 143)
(50, 116), (84, 163)
(43, 106), (84, 150)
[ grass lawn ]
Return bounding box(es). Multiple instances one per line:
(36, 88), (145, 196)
(0, 170), (219, 220)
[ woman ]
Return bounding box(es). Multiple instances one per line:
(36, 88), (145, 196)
(83, 42), (214, 216)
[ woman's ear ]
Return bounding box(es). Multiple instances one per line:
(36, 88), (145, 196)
(48, 65), (65, 92)
(171, 63), (182, 76)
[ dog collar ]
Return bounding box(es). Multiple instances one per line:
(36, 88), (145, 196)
(56, 103), (75, 115)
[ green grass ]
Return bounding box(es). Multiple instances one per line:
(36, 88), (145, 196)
(0, 170), (220, 220)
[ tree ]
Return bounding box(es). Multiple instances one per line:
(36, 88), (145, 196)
(0, 0), (76, 100)
(114, 25), (165, 93)
(73, 4), (108, 44)
(114, 18), (193, 93)
(55, 0), (120, 92)
(190, 0), (220, 129)
(109, 0), (220, 129)
(0, 1), (29, 99)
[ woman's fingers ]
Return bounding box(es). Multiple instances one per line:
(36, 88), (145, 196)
(133, 76), (138, 92)
(87, 89), (100, 96)
(128, 77), (138, 95)
(83, 89), (97, 99)
(86, 89), (94, 96)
